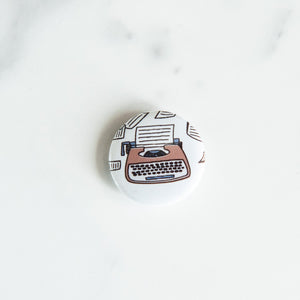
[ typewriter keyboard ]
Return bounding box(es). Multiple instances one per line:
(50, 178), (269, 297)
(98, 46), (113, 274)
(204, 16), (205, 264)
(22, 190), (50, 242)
(128, 159), (188, 182)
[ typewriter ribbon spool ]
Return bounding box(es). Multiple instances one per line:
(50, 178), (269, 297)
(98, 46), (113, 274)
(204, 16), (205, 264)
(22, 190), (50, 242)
(109, 111), (205, 204)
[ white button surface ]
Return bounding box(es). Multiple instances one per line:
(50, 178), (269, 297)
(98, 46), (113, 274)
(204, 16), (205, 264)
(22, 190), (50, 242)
(109, 111), (205, 204)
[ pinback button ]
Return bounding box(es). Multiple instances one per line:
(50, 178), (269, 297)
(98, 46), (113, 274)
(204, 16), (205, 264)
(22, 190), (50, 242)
(108, 111), (205, 204)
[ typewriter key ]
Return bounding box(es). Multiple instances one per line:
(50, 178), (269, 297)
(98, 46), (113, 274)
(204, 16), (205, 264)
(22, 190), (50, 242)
(108, 111), (205, 204)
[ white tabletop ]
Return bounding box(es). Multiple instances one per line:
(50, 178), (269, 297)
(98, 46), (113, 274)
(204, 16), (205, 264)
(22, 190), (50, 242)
(0, 0), (299, 299)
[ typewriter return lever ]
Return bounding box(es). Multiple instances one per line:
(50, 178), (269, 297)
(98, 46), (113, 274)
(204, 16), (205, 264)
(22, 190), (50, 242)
(121, 141), (136, 156)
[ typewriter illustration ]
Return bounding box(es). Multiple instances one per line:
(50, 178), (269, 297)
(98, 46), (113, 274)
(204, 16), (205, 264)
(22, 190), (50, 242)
(121, 124), (191, 184)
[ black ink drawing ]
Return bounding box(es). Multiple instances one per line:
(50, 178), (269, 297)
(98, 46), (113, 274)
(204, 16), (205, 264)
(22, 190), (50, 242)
(155, 111), (176, 119)
(186, 122), (202, 142)
(109, 160), (121, 171)
(113, 112), (148, 140)
(120, 124), (191, 184)
(125, 112), (148, 129)
(113, 125), (126, 140)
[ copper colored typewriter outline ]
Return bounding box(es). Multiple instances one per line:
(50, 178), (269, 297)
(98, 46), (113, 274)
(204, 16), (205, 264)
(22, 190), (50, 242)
(124, 145), (191, 184)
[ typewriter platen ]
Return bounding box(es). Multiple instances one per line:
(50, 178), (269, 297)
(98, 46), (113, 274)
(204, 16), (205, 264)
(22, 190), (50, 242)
(121, 124), (191, 184)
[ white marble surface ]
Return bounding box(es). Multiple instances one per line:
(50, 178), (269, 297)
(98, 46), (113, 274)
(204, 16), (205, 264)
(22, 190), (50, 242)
(0, 0), (300, 299)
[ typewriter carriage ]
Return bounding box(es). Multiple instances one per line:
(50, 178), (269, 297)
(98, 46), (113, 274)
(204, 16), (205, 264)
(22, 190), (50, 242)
(121, 138), (183, 157)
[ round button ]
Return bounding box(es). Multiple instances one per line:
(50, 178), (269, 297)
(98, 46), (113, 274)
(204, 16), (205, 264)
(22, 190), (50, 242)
(108, 111), (205, 204)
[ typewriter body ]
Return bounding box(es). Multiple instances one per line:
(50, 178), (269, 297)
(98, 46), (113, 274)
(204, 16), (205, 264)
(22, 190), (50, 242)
(121, 124), (191, 184)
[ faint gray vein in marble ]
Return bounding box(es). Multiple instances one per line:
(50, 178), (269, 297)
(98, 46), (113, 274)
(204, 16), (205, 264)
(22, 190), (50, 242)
(265, 9), (292, 56)
(0, 0), (69, 75)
